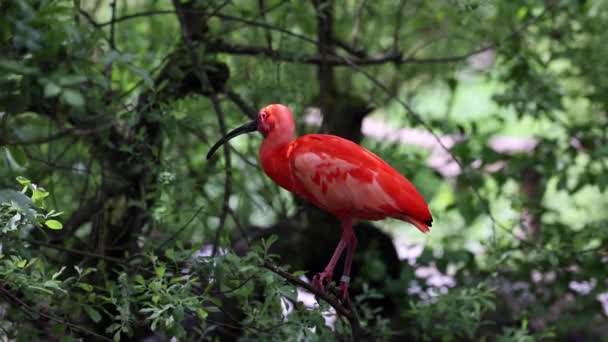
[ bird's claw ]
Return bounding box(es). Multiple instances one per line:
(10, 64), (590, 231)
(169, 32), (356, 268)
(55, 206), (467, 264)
(313, 272), (351, 303)
(339, 275), (350, 303)
(312, 271), (333, 293)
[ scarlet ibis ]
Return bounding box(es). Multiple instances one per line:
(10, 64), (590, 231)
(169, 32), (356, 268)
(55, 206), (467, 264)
(207, 104), (432, 301)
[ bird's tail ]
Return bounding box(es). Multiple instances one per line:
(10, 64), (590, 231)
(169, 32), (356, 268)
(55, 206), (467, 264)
(395, 214), (431, 233)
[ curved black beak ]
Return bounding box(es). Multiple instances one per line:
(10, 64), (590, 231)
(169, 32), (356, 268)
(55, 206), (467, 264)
(206, 118), (258, 160)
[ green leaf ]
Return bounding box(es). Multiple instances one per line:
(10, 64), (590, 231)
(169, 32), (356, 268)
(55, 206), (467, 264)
(0, 59), (37, 74)
(45, 220), (63, 230)
(292, 270), (306, 277)
(155, 266), (166, 278)
(78, 283), (93, 292)
(125, 63), (154, 90)
(59, 75), (88, 86)
(165, 248), (175, 261)
(262, 234), (278, 252)
(32, 188), (49, 205)
(135, 274), (145, 285)
(52, 266), (66, 279)
(28, 285), (54, 295)
(16, 176), (31, 186)
(84, 306), (102, 323)
(52, 323), (67, 336)
(61, 89), (85, 108)
(43, 280), (66, 293)
(44, 82), (61, 97)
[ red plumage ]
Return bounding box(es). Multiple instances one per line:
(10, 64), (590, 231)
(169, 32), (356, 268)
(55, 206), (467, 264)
(261, 134), (432, 232)
(208, 103), (433, 301)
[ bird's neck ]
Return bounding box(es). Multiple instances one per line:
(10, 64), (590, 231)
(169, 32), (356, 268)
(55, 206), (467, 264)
(259, 134), (296, 192)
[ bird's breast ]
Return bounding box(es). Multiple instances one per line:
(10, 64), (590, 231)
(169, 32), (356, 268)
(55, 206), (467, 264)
(259, 144), (297, 193)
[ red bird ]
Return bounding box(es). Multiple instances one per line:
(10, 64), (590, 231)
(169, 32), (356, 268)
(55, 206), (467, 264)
(207, 104), (433, 301)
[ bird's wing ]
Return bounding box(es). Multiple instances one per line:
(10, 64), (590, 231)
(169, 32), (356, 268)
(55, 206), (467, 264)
(288, 134), (432, 230)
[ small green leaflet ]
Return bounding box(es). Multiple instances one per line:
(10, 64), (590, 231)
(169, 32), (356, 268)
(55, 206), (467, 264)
(45, 219), (63, 230)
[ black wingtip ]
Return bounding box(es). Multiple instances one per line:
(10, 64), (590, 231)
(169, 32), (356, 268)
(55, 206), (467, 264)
(425, 219), (433, 227)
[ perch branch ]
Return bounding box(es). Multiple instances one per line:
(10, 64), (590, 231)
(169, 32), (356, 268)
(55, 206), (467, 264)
(262, 262), (365, 338)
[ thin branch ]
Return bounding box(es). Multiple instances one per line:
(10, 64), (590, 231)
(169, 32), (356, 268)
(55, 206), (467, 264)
(206, 40), (491, 66)
(350, 0), (368, 48)
(11, 236), (137, 267)
(1, 122), (115, 146)
(0, 287), (113, 341)
(331, 37), (367, 58)
(77, 7), (102, 27)
(84, 7), (490, 67)
(96, 9), (175, 27)
(109, 0), (117, 50)
(171, 0), (232, 258)
(211, 273), (257, 296)
(262, 262), (365, 337)
(76, 154), (95, 214)
(258, 0), (274, 52)
(392, 0), (408, 52)
(312, 0), (336, 95)
(225, 89), (257, 119)
(226, 206), (250, 246)
(158, 204), (207, 249)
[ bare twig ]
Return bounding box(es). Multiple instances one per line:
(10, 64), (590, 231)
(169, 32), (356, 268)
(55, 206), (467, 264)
(109, 0), (117, 50)
(331, 37), (367, 58)
(77, 7), (102, 27)
(2, 122), (115, 146)
(81, 6), (492, 67)
(225, 89), (257, 119)
(206, 40), (491, 66)
(0, 287), (112, 341)
(350, 0), (368, 48)
(171, 0), (232, 258)
(312, 0), (336, 96)
(392, 0), (408, 52)
(258, 0), (274, 52)
(158, 204), (207, 249)
(10, 236), (147, 269)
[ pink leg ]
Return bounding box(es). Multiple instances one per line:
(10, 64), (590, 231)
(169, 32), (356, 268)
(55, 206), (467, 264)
(339, 221), (357, 302)
(312, 218), (353, 294)
(312, 237), (346, 292)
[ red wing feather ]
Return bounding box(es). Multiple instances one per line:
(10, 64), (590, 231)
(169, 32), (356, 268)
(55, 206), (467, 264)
(288, 134), (432, 230)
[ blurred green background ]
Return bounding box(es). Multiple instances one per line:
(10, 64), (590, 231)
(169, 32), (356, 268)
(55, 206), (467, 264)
(1, 0), (607, 341)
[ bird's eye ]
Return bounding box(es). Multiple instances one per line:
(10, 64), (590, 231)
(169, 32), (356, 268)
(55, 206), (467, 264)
(260, 112), (267, 120)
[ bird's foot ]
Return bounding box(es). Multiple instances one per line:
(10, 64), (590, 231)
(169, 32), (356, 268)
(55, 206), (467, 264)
(312, 271), (333, 293)
(339, 275), (350, 303)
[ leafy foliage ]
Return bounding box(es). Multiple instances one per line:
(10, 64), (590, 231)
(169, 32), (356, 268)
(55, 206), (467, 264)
(410, 284), (496, 340)
(1, 0), (607, 341)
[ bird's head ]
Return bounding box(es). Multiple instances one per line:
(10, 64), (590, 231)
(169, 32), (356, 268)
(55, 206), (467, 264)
(206, 103), (295, 159)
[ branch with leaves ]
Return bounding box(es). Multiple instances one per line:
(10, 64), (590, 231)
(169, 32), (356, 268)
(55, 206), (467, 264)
(262, 261), (367, 339)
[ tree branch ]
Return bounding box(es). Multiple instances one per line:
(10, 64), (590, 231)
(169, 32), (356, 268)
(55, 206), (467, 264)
(207, 40), (492, 66)
(262, 262), (366, 338)
(109, 0), (117, 50)
(0, 286), (113, 341)
(82, 6), (493, 67)
(257, 0), (273, 51)
(1, 122), (115, 147)
(171, 0), (232, 258)
(225, 89), (258, 119)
